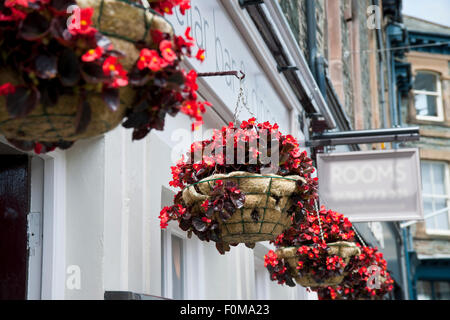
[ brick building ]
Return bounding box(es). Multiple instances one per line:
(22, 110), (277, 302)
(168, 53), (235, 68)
(400, 15), (450, 300)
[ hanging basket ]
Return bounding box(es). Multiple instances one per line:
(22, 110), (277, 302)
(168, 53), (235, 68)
(276, 242), (361, 288)
(0, 0), (173, 144)
(182, 171), (306, 244)
(0, 68), (134, 142)
(77, 0), (174, 69)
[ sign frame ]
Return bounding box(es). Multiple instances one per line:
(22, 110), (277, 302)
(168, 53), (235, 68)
(317, 148), (424, 222)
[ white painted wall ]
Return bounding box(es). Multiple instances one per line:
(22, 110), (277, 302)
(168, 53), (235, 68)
(58, 0), (313, 301)
(61, 112), (311, 300)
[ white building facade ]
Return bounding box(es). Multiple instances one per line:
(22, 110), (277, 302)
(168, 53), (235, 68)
(0, 0), (330, 300)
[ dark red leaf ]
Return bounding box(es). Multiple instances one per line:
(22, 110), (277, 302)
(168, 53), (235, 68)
(20, 12), (50, 41)
(6, 86), (40, 118)
(102, 88), (120, 112)
(35, 54), (58, 79)
(75, 99), (91, 134)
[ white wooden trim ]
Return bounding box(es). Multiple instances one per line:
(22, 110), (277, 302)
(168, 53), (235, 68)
(0, 138), (66, 300)
(413, 71), (444, 122)
(422, 160), (450, 233)
(40, 150), (66, 300)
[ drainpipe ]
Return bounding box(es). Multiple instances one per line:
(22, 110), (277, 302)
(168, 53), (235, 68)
(306, 0), (326, 99)
(402, 227), (414, 300)
(373, 0), (387, 129)
(386, 29), (398, 128)
(306, 0), (317, 79)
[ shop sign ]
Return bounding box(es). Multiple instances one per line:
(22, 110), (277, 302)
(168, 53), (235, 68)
(317, 149), (423, 222)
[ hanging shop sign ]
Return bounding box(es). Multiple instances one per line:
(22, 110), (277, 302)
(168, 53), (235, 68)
(166, 0), (291, 129)
(317, 149), (424, 222)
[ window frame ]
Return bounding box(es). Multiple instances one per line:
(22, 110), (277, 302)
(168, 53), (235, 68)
(421, 160), (450, 235)
(412, 70), (444, 122)
(161, 227), (188, 300)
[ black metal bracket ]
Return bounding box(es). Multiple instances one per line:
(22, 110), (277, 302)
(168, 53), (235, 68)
(197, 70), (246, 80)
(277, 65), (299, 73)
(306, 127), (420, 147)
(239, 0), (264, 8)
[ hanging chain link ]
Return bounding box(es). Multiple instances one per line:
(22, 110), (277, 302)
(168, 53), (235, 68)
(232, 77), (258, 124)
(314, 200), (325, 243)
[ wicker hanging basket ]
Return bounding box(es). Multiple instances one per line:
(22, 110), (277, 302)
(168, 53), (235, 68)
(0, 0), (173, 143)
(276, 242), (361, 288)
(182, 171), (306, 245)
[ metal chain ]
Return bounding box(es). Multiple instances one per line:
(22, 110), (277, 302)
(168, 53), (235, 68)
(352, 225), (368, 248)
(232, 77), (258, 124)
(314, 200), (325, 243)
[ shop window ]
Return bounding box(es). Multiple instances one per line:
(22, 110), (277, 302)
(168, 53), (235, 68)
(417, 280), (432, 300)
(417, 280), (450, 300)
(413, 71), (444, 121)
(420, 161), (450, 232)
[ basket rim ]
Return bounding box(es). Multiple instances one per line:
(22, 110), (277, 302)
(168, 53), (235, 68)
(183, 171), (305, 191)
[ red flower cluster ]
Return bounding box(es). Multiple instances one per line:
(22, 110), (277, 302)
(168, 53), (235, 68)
(274, 206), (355, 247)
(159, 204), (186, 228)
(264, 250), (293, 286)
(168, 119), (318, 207)
(0, 1), (131, 152)
(0, 0), (38, 21)
(123, 25), (210, 139)
(264, 243), (347, 288)
(295, 243), (346, 282)
(150, 0), (191, 16)
(264, 250), (279, 268)
(159, 179), (245, 254)
(0, 0), (210, 151)
(315, 245), (395, 300)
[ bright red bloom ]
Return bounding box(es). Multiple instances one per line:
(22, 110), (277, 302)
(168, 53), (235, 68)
(0, 7), (27, 21)
(0, 83), (16, 96)
(185, 27), (194, 41)
(196, 49), (205, 62)
(4, 0), (34, 7)
(160, 40), (177, 63)
(34, 142), (43, 155)
(179, 0), (191, 15)
(264, 250), (279, 267)
(81, 46), (104, 62)
(68, 7), (96, 36)
(137, 49), (168, 71)
(102, 56), (128, 88)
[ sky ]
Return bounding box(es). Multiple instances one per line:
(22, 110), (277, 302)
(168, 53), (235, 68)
(402, 0), (450, 27)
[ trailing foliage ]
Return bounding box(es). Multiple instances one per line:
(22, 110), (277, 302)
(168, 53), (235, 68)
(0, 0), (209, 152)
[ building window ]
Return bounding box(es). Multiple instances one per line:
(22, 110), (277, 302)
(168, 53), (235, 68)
(161, 186), (186, 300)
(417, 280), (450, 300)
(421, 161), (450, 232)
(161, 230), (186, 300)
(413, 71), (444, 121)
